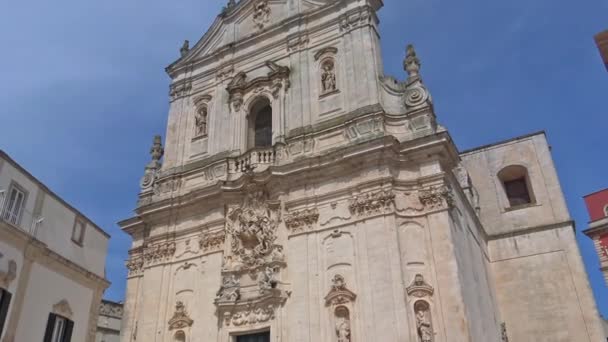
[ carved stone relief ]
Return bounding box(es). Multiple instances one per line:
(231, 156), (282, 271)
(168, 301), (194, 330)
(418, 186), (454, 210)
(99, 301), (123, 319)
(216, 274), (241, 302)
(406, 274), (434, 298)
(226, 61), (290, 112)
(140, 136), (164, 192)
(225, 186), (282, 270)
(144, 241), (177, 265)
(321, 60), (338, 95)
(325, 275), (357, 306)
(226, 304), (275, 326)
(349, 190), (395, 216)
(284, 208), (319, 232)
(199, 231), (225, 252)
(252, 0), (271, 29)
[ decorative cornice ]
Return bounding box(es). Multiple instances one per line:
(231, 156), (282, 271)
(325, 274), (357, 306)
(143, 241), (176, 265)
(406, 274), (434, 298)
(168, 301), (194, 330)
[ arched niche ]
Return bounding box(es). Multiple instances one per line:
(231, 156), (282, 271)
(247, 96), (273, 149)
(174, 330), (186, 342)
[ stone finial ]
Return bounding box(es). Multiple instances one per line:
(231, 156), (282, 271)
(148, 135), (164, 170)
(404, 44), (421, 79)
(180, 40), (190, 57)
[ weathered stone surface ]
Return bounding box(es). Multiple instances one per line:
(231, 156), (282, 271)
(119, 1), (605, 341)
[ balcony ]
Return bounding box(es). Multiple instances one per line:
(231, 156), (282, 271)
(0, 190), (44, 237)
(230, 147), (277, 173)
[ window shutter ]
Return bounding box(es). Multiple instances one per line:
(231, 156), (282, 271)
(43, 314), (57, 342)
(0, 290), (12, 337)
(61, 320), (74, 342)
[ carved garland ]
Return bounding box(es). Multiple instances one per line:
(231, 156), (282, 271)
(349, 190), (395, 216)
(143, 241), (177, 265)
(199, 231), (225, 252)
(284, 208), (319, 232)
(418, 186), (454, 210)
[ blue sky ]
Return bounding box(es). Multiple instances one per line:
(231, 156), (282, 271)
(1, 0), (607, 316)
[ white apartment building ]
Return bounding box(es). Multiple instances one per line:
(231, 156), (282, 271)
(0, 150), (110, 342)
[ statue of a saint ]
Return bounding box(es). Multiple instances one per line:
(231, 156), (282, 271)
(416, 308), (433, 342)
(321, 62), (337, 93)
(336, 318), (351, 342)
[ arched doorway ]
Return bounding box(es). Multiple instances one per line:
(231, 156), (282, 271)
(248, 97), (272, 149)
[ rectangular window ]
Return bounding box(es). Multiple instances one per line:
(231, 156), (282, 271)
(0, 289), (12, 338)
(43, 313), (73, 342)
(71, 218), (86, 245)
(236, 331), (270, 342)
(2, 186), (26, 226)
(504, 178), (532, 207)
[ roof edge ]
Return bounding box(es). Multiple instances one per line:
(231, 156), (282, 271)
(459, 130), (546, 155)
(0, 149), (111, 239)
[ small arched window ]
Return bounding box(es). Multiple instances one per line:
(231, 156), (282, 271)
(498, 165), (535, 208)
(248, 97), (272, 148)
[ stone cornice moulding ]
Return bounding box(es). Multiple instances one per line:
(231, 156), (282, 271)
(121, 134), (460, 234)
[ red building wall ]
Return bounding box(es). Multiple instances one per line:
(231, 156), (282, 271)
(584, 188), (608, 222)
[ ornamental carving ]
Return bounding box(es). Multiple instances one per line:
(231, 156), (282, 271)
(325, 275), (357, 306)
(225, 186), (282, 270)
(226, 304), (275, 326)
(227, 61), (290, 111)
(216, 274), (241, 302)
(140, 136), (163, 191)
(418, 186), (453, 210)
(153, 177), (182, 196)
(501, 323), (509, 342)
(284, 208), (319, 232)
(348, 190), (395, 216)
(199, 231), (225, 252)
(99, 301), (124, 319)
(144, 241), (176, 265)
(168, 301), (194, 330)
(252, 0), (271, 29)
(126, 252), (144, 276)
(406, 274), (434, 298)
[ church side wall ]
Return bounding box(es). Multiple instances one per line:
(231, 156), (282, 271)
(489, 224), (605, 341)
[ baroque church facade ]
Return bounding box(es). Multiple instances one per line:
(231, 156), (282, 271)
(118, 0), (604, 341)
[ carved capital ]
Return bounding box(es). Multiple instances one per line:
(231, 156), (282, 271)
(349, 190), (395, 216)
(418, 186), (453, 210)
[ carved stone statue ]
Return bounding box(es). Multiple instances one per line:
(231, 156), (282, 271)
(194, 107), (207, 137)
(415, 302), (433, 342)
(216, 275), (240, 302)
(258, 266), (278, 293)
(321, 61), (337, 93)
(180, 40), (190, 57)
(336, 317), (351, 342)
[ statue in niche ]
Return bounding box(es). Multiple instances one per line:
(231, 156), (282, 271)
(335, 306), (351, 342)
(415, 301), (433, 342)
(194, 106), (208, 137)
(321, 60), (337, 93)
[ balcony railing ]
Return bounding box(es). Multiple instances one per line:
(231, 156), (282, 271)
(230, 147), (276, 173)
(0, 190), (44, 237)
